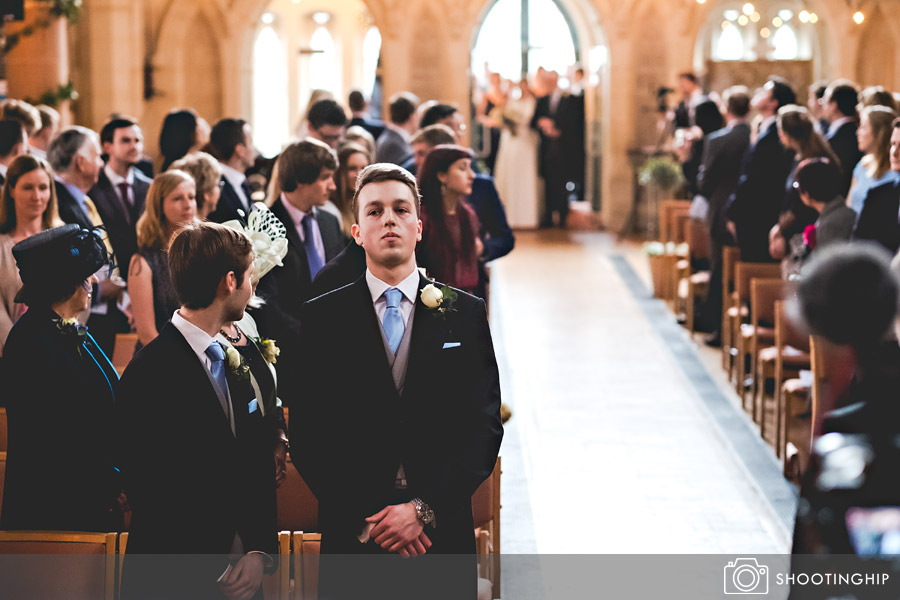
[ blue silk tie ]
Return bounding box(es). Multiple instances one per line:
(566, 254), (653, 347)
(302, 213), (325, 280)
(382, 288), (404, 355)
(204, 341), (233, 432)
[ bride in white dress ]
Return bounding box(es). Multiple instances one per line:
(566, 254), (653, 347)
(494, 80), (540, 228)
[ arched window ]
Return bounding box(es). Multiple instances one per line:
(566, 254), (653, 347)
(771, 24), (799, 60)
(309, 25), (337, 93)
(253, 22), (289, 157)
(716, 23), (744, 60)
(362, 26), (381, 99)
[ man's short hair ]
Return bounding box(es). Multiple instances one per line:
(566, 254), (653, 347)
(0, 120), (25, 157)
(767, 78), (797, 109)
(34, 105), (60, 133)
(388, 92), (419, 125)
(209, 118), (248, 162)
(168, 221), (254, 309)
(0, 100), (41, 135)
(411, 124), (456, 148)
(348, 90), (366, 113)
(47, 126), (96, 172)
(679, 72), (698, 85)
(100, 116), (139, 145)
(724, 86), (751, 118)
(277, 138), (337, 192)
(794, 158), (842, 203)
(351, 163), (420, 221)
(420, 104), (458, 129)
(307, 99), (348, 130)
(825, 80), (859, 117)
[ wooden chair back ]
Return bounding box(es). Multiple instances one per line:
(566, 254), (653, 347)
(260, 531), (290, 600)
(0, 451), (5, 518)
(686, 218), (710, 261)
(735, 262), (783, 305)
(0, 407), (6, 452)
(810, 335), (856, 439)
(472, 457), (502, 600)
(276, 454), (318, 532)
(112, 333), (139, 375)
(775, 301), (811, 461)
(659, 200), (691, 243)
(0, 531), (117, 600)
(293, 532), (322, 600)
(750, 279), (787, 328)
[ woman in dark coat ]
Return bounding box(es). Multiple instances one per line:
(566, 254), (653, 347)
(0, 224), (122, 531)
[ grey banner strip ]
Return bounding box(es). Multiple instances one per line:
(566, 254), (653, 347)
(610, 255), (798, 532)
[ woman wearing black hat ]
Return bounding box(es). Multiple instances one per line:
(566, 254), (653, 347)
(0, 224), (123, 531)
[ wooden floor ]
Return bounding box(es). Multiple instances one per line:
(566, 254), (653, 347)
(489, 229), (790, 554)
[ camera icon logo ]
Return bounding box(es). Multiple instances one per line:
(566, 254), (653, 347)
(724, 558), (769, 594)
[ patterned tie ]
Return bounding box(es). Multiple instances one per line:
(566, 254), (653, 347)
(382, 288), (404, 355)
(83, 197), (115, 256)
(301, 213), (325, 280)
(204, 341), (235, 434)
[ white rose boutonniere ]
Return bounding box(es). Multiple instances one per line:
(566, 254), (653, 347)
(259, 338), (280, 364)
(224, 346), (250, 380)
(420, 283), (458, 317)
(420, 284), (443, 308)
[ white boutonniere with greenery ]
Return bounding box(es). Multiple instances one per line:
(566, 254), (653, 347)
(224, 346), (250, 380)
(259, 338), (280, 365)
(420, 283), (458, 317)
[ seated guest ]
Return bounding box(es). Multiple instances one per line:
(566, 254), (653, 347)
(0, 99), (40, 148)
(404, 124), (456, 176)
(254, 139), (344, 402)
(323, 142), (369, 237)
(0, 120), (28, 186)
(376, 92), (419, 165)
(89, 116), (153, 281)
(343, 125), (376, 161)
(858, 85), (897, 113)
(822, 80), (863, 194)
(306, 99), (347, 150)
(157, 108), (202, 172)
(295, 89), (334, 139)
(848, 105), (898, 213)
(128, 170), (198, 349)
(170, 152), (223, 220)
(678, 99), (724, 219)
(770, 105), (840, 260)
(27, 104), (60, 160)
(1, 225), (121, 532)
(853, 117), (900, 253)
(416, 144), (483, 296)
(0, 155), (64, 356)
(419, 103), (465, 139)
(116, 222), (275, 600)
(348, 89), (385, 140)
(206, 118), (256, 225)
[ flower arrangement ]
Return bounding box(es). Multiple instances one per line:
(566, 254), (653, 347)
(643, 241), (689, 256)
(259, 338), (280, 365)
(638, 156), (685, 191)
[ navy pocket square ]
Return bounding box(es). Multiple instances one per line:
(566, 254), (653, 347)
(442, 342), (461, 349)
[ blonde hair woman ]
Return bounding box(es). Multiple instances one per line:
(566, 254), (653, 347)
(170, 151), (223, 220)
(848, 105), (899, 213)
(128, 170), (197, 348)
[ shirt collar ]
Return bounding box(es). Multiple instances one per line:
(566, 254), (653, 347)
(221, 164), (247, 189)
(828, 116), (854, 138)
(760, 115), (777, 135)
(104, 164), (134, 186)
(0, 163), (8, 178)
(280, 194), (315, 230)
(171, 310), (216, 359)
(366, 267), (420, 305)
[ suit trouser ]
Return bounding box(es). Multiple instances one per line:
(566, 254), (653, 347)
(701, 237), (729, 334)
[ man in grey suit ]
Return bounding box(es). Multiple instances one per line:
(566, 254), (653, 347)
(375, 92), (419, 165)
(697, 86), (752, 344)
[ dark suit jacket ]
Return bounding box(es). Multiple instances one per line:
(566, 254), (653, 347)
(375, 127), (413, 165)
(853, 178), (900, 254)
(55, 180), (94, 229)
(698, 122), (751, 242)
(530, 92), (567, 178)
(310, 241), (368, 298)
(293, 274), (503, 555)
(726, 121), (795, 262)
(469, 175), (515, 263)
(0, 306), (120, 532)
(349, 115), (386, 141)
(206, 175), (250, 225)
(89, 168), (151, 280)
(116, 323), (276, 598)
(827, 120), (863, 195)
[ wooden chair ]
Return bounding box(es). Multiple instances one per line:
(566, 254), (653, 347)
(0, 531), (117, 600)
(676, 218), (711, 334)
(276, 454), (318, 533)
(0, 407), (6, 452)
(769, 301), (812, 464)
(111, 333), (139, 375)
(725, 262), (782, 384)
(658, 199), (691, 243)
(472, 458), (501, 600)
(292, 532), (322, 600)
(260, 531), (291, 600)
(809, 335), (856, 440)
(737, 278), (785, 407)
(720, 246), (741, 370)
(0, 452), (6, 518)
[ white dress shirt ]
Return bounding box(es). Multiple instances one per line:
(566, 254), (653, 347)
(828, 116), (854, 138)
(366, 266), (419, 328)
(104, 164), (136, 208)
(221, 164), (250, 212)
(281, 195), (326, 266)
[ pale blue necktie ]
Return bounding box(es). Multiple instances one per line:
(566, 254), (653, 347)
(302, 213), (325, 280)
(205, 341), (234, 432)
(382, 288), (404, 355)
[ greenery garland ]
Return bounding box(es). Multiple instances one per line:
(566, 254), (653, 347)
(25, 81), (78, 108)
(2, 0), (82, 54)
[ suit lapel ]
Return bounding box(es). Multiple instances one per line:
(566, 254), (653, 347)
(272, 198), (312, 284)
(401, 274), (444, 402)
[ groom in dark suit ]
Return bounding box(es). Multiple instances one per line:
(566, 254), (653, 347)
(293, 164), (503, 598)
(116, 222), (275, 600)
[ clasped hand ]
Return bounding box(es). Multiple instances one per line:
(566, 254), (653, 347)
(366, 502), (432, 558)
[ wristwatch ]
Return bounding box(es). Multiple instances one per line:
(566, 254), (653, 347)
(411, 498), (435, 526)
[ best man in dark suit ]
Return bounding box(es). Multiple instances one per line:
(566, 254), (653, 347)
(697, 87), (752, 342)
(88, 117), (152, 281)
(254, 139), (345, 402)
(207, 118), (257, 225)
(116, 222), (275, 600)
(854, 121), (900, 254)
(822, 81), (863, 195)
(293, 163), (503, 599)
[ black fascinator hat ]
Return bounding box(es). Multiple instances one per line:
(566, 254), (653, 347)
(12, 224), (110, 304)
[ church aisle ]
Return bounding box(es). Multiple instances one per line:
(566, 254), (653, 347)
(489, 230), (790, 554)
